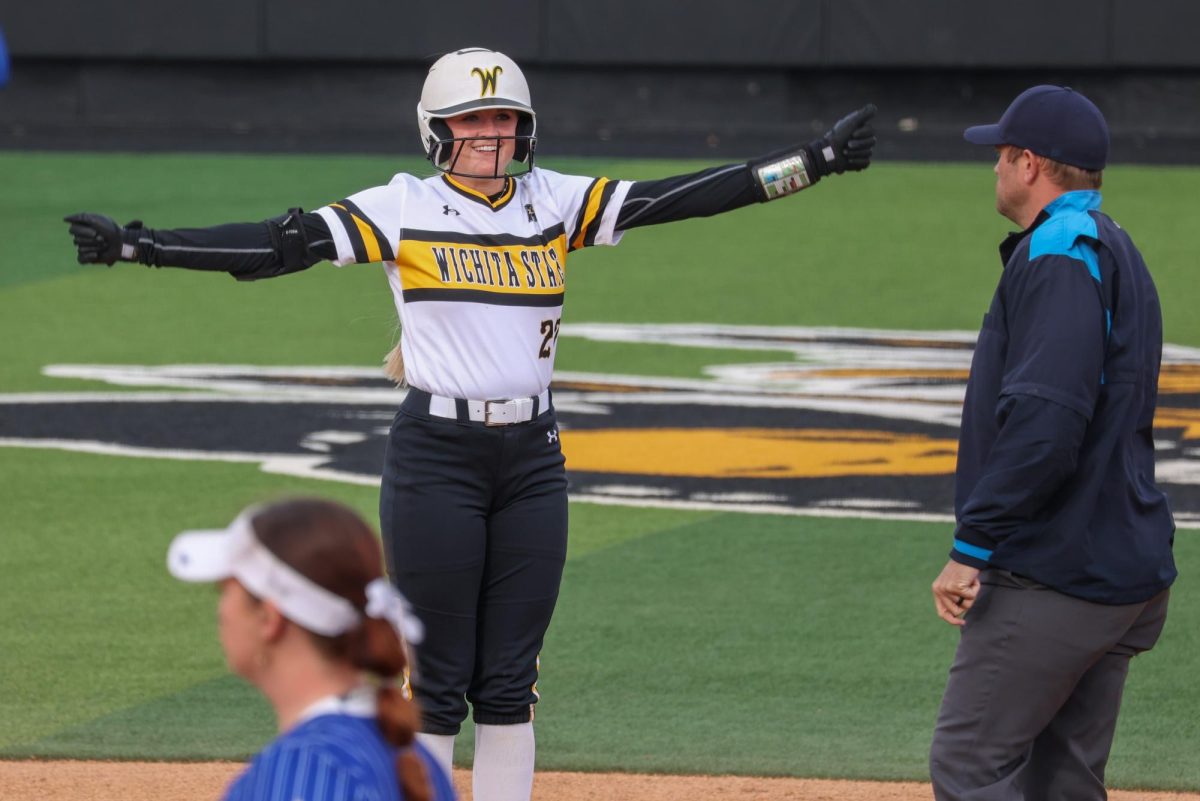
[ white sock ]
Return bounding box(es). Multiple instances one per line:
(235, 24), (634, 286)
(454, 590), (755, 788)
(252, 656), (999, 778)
(473, 722), (535, 801)
(415, 732), (456, 779)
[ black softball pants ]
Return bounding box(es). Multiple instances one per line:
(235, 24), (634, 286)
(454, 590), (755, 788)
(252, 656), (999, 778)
(379, 392), (567, 735)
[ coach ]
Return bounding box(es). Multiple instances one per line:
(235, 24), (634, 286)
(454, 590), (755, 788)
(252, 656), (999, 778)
(928, 85), (1177, 800)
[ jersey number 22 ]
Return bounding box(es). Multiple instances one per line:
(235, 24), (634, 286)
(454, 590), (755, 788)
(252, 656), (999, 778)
(539, 318), (561, 358)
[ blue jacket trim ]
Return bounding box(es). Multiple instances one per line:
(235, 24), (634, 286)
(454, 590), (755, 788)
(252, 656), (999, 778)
(1031, 190), (1109, 384)
(1030, 191), (1102, 282)
(953, 539), (993, 562)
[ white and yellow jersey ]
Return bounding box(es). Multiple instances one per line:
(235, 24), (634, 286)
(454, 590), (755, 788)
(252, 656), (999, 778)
(315, 168), (631, 400)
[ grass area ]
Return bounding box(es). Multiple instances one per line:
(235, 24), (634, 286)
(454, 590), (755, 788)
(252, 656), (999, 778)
(4, 154), (1200, 394)
(0, 447), (705, 757)
(1, 449), (1195, 789)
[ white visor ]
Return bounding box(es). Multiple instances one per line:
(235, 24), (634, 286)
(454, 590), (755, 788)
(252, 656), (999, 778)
(167, 508), (423, 643)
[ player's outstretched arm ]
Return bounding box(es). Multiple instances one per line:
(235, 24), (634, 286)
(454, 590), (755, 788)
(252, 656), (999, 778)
(64, 213), (141, 266)
(63, 210), (336, 281)
(615, 104), (877, 231)
(799, 103), (877, 178)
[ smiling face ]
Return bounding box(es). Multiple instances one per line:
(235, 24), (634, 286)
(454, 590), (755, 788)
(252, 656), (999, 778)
(444, 108), (519, 191)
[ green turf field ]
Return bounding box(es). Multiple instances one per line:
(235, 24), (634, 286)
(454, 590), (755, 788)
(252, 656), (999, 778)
(2, 152), (1198, 790)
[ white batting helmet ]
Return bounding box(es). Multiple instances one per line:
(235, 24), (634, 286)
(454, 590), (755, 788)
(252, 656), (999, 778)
(417, 47), (537, 174)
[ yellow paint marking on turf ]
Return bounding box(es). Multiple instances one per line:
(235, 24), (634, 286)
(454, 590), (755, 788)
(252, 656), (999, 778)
(559, 428), (958, 478)
(1158, 364), (1200, 395)
(788, 368), (969, 380)
(1155, 408), (1200, 439)
(757, 365), (1200, 397)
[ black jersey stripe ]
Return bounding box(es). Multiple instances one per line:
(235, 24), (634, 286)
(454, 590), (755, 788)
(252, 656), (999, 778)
(327, 204), (369, 263)
(490, 178), (517, 210)
(398, 223), (566, 249)
(583, 180), (619, 248)
(330, 202), (387, 262)
(568, 178), (602, 252)
(441, 175), (517, 211)
(337, 199), (396, 261)
(402, 288), (564, 307)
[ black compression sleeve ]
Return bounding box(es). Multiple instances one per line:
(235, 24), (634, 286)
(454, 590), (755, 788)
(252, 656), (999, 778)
(131, 214), (336, 280)
(615, 163), (760, 231)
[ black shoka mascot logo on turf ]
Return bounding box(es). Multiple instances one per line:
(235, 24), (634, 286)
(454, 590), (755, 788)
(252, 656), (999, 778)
(471, 66), (503, 97)
(3, 326), (1199, 524)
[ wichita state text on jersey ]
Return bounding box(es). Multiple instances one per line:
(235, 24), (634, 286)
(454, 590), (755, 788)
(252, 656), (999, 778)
(315, 168), (630, 400)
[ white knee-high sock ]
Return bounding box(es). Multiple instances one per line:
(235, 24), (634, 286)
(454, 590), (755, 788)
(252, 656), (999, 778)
(415, 732), (456, 780)
(473, 722), (535, 801)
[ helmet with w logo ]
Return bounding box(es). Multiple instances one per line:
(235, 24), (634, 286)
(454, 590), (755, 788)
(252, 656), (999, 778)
(417, 47), (537, 176)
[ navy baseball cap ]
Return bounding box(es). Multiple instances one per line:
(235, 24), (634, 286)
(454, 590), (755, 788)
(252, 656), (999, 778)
(964, 85), (1109, 170)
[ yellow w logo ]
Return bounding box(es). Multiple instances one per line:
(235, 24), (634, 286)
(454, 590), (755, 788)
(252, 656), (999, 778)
(471, 66), (503, 97)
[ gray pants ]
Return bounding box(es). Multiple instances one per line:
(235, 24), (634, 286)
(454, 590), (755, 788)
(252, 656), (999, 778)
(930, 570), (1169, 801)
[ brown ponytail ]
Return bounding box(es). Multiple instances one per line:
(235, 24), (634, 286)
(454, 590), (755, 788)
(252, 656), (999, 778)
(251, 498), (434, 801)
(379, 683), (431, 801)
(356, 617), (431, 801)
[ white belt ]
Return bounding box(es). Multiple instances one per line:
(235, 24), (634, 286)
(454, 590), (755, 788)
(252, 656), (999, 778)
(427, 389), (550, 426)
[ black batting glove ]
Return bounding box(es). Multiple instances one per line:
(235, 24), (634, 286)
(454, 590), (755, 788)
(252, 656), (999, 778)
(806, 104), (877, 177)
(64, 212), (144, 266)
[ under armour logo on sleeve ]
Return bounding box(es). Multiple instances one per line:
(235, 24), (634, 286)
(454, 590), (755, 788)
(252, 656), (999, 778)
(547, 428), (558, 444)
(443, 205), (461, 216)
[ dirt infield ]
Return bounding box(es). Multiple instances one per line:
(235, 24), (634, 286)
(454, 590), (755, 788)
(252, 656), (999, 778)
(2, 761), (1199, 801)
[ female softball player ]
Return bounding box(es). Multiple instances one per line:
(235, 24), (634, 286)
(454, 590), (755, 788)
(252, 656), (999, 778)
(167, 497), (455, 801)
(67, 46), (876, 801)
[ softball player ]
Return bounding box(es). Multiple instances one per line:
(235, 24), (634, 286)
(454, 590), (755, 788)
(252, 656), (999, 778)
(66, 47), (876, 801)
(167, 497), (455, 801)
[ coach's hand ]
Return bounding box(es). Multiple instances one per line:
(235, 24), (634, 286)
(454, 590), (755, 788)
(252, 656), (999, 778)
(64, 212), (142, 266)
(808, 104), (877, 176)
(931, 559), (981, 627)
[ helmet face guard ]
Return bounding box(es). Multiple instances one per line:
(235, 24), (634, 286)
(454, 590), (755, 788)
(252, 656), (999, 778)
(425, 115), (537, 180)
(418, 48), (538, 179)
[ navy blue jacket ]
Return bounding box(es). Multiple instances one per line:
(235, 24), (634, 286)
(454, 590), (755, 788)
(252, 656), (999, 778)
(951, 190), (1176, 604)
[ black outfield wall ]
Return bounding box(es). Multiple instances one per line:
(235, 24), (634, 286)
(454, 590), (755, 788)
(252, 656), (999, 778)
(2, 0), (1198, 162)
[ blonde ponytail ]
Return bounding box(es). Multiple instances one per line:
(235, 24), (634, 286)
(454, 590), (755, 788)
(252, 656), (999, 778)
(383, 342), (407, 387)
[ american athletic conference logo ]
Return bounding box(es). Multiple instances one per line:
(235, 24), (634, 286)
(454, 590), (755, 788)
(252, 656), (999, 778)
(2, 325), (1199, 525)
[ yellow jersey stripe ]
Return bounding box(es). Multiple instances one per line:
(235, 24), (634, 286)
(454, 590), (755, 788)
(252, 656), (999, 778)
(443, 175), (516, 209)
(351, 213), (383, 263)
(338, 198), (396, 261)
(330, 203), (383, 264)
(571, 177), (610, 251)
(326, 203), (368, 262)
